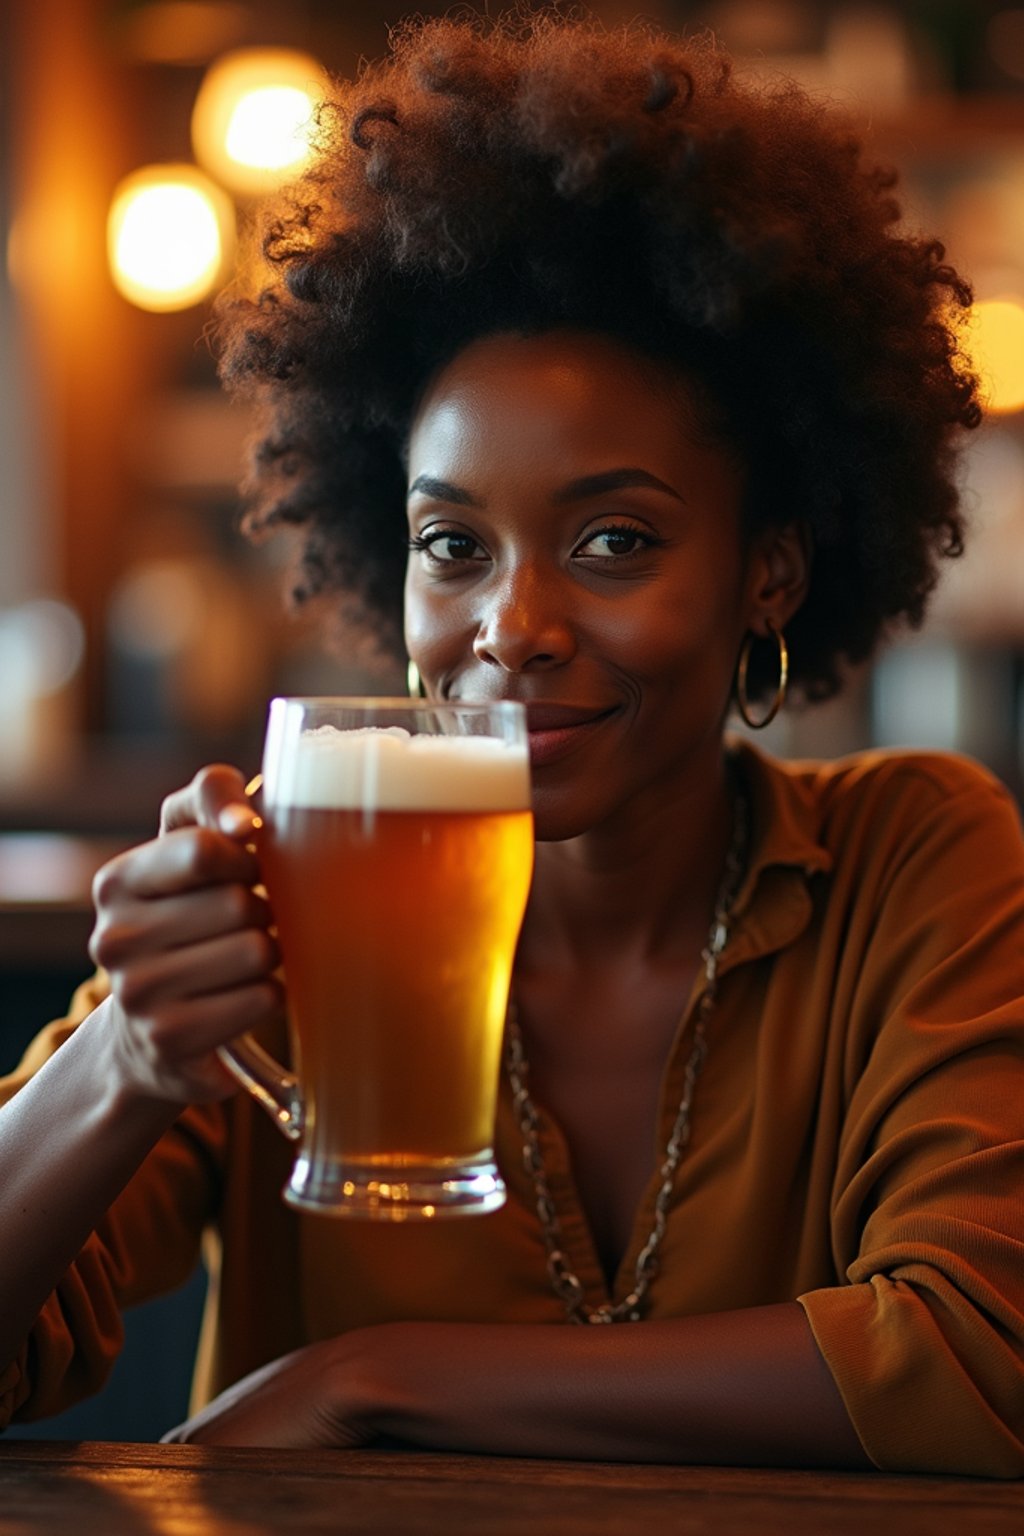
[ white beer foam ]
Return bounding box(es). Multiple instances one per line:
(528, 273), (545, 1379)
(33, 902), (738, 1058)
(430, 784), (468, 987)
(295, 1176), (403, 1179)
(264, 725), (531, 811)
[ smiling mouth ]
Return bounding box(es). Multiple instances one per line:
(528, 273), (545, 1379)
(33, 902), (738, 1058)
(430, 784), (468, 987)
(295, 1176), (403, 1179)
(525, 705), (618, 767)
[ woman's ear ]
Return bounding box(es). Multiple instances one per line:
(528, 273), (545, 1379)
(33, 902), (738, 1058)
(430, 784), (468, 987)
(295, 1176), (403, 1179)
(744, 522), (811, 637)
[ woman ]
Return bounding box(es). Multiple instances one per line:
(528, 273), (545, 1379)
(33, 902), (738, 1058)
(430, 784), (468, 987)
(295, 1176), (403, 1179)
(2, 14), (1022, 1474)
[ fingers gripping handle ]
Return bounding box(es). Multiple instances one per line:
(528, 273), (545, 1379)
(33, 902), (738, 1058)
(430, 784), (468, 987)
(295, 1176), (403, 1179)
(216, 775), (303, 1142)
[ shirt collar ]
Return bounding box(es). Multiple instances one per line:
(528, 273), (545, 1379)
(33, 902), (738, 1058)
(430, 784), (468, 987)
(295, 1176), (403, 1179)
(721, 737), (834, 970)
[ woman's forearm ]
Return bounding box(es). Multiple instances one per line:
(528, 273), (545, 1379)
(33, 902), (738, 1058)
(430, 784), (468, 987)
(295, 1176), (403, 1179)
(0, 1000), (179, 1371)
(0, 775), (282, 1383)
(369, 1306), (872, 1468)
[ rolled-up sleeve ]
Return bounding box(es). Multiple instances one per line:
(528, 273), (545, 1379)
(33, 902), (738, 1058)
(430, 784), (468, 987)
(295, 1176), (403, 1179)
(799, 764), (1024, 1476)
(0, 978), (226, 1428)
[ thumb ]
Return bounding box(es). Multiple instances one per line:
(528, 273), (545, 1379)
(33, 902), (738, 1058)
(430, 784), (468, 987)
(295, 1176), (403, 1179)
(160, 764), (256, 837)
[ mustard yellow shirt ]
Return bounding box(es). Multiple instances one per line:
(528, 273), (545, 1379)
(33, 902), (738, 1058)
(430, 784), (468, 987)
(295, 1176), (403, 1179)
(2, 742), (1023, 1475)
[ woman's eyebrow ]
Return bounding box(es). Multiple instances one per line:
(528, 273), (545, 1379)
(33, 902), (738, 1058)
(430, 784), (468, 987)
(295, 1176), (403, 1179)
(407, 474), (480, 506)
(407, 467), (685, 506)
(553, 468), (686, 504)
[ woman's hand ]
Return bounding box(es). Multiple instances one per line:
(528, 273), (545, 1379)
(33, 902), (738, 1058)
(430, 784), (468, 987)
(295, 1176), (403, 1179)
(89, 764), (284, 1105)
(161, 1336), (382, 1449)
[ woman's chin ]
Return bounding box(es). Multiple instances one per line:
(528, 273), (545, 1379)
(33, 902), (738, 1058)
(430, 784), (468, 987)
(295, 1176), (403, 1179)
(530, 795), (605, 843)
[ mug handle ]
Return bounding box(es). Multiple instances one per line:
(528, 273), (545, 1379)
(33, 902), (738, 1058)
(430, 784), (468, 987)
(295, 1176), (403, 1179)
(215, 773), (303, 1142)
(217, 1036), (303, 1141)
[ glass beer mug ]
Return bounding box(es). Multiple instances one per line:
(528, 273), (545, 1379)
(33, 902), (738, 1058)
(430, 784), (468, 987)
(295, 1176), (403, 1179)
(221, 697), (533, 1219)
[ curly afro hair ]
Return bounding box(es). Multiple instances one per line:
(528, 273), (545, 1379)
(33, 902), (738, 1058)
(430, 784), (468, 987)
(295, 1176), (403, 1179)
(216, 10), (981, 701)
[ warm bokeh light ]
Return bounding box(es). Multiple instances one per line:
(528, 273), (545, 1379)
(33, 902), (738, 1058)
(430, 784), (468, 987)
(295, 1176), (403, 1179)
(967, 298), (1024, 415)
(224, 85), (316, 171)
(191, 48), (326, 196)
(0, 599), (85, 696)
(107, 165), (234, 312)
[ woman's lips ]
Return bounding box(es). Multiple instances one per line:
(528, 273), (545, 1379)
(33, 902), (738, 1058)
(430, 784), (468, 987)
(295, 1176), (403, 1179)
(525, 705), (617, 767)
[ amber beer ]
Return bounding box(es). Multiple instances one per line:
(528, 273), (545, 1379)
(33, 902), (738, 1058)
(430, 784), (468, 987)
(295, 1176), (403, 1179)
(257, 701), (533, 1218)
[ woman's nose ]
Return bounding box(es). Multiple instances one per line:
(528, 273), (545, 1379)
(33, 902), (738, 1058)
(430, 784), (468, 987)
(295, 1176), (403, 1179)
(472, 564), (576, 673)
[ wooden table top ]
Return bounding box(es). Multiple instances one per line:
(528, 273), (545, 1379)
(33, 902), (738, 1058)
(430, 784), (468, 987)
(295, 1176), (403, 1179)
(1, 1441), (1021, 1535)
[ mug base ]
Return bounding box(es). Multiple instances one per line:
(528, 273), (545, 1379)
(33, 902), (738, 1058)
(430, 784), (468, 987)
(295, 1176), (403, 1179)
(282, 1152), (506, 1220)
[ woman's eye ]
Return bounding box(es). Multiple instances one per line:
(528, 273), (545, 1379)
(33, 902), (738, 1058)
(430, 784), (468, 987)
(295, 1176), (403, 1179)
(409, 530), (486, 563)
(575, 525), (653, 559)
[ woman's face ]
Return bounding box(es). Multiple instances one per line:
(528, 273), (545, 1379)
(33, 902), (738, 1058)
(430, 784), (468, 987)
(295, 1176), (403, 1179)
(404, 330), (802, 840)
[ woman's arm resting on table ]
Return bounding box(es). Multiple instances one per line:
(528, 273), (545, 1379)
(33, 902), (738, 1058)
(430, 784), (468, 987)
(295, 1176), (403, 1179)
(164, 1307), (871, 1468)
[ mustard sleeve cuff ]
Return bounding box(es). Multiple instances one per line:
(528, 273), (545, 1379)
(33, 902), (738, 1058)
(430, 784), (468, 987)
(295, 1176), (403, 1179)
(798, 1279), (1024, 1478)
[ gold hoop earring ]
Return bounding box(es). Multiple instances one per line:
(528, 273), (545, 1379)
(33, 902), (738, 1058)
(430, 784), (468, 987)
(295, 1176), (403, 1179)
(406, 660), (427, 699)
(735, 621), (788, 730)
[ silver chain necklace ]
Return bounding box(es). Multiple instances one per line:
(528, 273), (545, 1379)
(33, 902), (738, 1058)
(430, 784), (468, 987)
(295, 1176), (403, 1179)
(503, 790), (748, 1325)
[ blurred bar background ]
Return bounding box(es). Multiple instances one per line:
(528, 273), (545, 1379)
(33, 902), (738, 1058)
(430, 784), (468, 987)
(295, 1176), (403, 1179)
(2, 0), (1023, 1437)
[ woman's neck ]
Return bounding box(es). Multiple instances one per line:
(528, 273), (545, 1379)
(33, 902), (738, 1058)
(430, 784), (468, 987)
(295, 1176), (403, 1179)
(517, 748), (736, 974)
